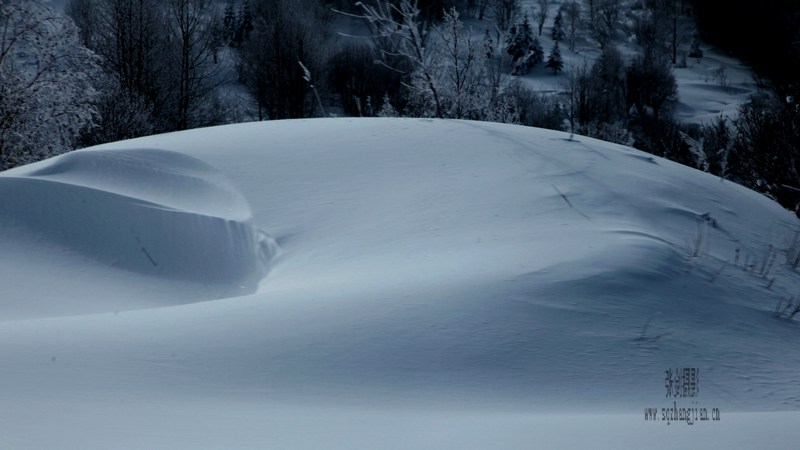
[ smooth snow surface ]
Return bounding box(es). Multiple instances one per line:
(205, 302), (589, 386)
(1, 119), (798, 448)
(0, 148), (277, 318)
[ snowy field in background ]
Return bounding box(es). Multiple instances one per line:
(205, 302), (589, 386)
(1, 118), (799, 448)
(461, 0), (761, 127)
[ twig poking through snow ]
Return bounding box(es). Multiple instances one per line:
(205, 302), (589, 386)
(298, 61), (326, 117)
(134, 235), (158, 267)
(552, 184), (573, 207)
(691, 213), (712, 258)
(552, 184), (591, 220)
(637, 314), (669, 342)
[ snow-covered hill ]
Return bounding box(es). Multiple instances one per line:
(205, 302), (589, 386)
(1, 118), (798, 448)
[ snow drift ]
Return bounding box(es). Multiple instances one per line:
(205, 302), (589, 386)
(1, 118), (799, 448)
(0, 148), (277, 315)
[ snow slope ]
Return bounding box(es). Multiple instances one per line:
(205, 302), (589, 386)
(500, 0), (758, 126)
(0, 148), (277, 318)
(1, 118), (799, 448)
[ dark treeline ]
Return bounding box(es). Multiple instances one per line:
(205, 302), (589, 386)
(691, 0), (800, 214)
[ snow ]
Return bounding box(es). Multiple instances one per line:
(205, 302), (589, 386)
(497, 1), (759, 126)
(0, 148), (277, 318)
(1, 118), (799, 447)
(672, 49), (759, 124)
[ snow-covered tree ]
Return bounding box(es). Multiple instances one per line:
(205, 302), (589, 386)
(0, 0), (99, 169)
(355, 0), (443, 117)
(422, 8), (487, 118)
(505, 14), (543, 75)
(545, 41), (564, 74)
(377, 93), (399, 117)
(358, 5), (514, 122)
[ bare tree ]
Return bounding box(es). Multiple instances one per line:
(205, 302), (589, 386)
(237, 0), (329, 120)
(626, 53), (678, 121)
(68, 0), (224, 132)
(428, 7), (486, 119)
(657, 0), (693, 64)
(561, 1), (581, 52)
(464, 0), (491, 19)
(586, 0), (619, 48)
(166, 0), (222, 130)
(536, 0), (549, 36)
(77, 75), (156, 147)
(561, 61), (590, 137)
(354, 0), (443, 117)
(77, 0), (164, 98)
(628, 0), (692, 65)
(67, 0), (170, 144)
(490, 0), (520, 31)
(586, 0), (596, 27)
(483, 27), (507, 106)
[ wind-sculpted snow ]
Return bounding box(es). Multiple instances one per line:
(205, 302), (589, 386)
(20, 149), (253, 221)
(1, 119), (799, 448)
(0, 148), (278, 315)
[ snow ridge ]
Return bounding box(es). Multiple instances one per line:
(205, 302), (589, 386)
(0, 148), (277, 297)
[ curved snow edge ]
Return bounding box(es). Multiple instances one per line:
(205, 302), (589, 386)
(0, 150), (279, 297)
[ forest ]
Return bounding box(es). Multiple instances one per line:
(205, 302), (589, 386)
(1, 0), (799, 215)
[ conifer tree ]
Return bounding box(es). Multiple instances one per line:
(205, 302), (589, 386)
(545, 41), (564, 74)
(378, 93), (399, 117)
(234, 1), (253, 46)
(505, 14), (543, 75)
